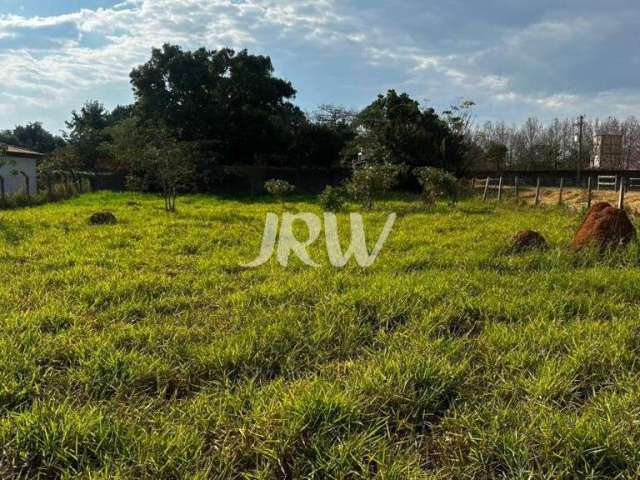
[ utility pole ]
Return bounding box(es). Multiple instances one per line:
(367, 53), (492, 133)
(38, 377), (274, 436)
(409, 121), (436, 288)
(577, 115), (585, 185)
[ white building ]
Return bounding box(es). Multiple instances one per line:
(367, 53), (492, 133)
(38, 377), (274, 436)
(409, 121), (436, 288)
(0, 144), (42, 196)
(592, 134), (623, 169)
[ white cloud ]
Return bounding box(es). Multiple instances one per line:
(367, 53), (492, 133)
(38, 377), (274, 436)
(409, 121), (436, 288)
(0, 0), (639, 131)
(0, 0), (346, 129)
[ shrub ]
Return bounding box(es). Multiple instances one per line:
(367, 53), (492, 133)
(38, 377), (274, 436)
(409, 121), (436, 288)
(413, 167), (458, 205)
(7, 193), (32, 208)
(346, 163), (406, 209)
(264, 179), (295, 202)
(318, 186), (346, 212)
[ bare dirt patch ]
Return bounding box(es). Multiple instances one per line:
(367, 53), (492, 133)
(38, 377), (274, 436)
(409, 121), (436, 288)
(517, 187), (640, 215)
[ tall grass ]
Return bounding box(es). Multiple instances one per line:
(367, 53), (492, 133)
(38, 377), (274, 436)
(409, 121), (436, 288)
(1, 192), (640, 478)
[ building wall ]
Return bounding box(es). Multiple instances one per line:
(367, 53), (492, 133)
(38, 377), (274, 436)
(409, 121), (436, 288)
(592, 135), (623, 169)
(0, 155), (38, 196)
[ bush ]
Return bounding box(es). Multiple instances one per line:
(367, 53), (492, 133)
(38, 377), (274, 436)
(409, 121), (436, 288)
(346, 163), (406, 209)
(264, 179), (295, 202)
(5, 193), (32, 208)
(413, 167), (458, 205)
(318, 186), (347, 212)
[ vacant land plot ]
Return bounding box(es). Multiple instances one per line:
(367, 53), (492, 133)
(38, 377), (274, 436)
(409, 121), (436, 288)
(2, 192), (640, 478)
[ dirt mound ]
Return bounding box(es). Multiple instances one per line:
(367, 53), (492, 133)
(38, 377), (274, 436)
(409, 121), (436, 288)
(571, 202), (636, 251)
(509, 230), (549, 252)
(576, 202), (611, 229)
(88, 212), (117, 225)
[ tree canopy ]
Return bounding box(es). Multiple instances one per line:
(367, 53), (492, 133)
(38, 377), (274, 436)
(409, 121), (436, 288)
(39, 44), (489, 197)
(130, 44), (301, 166)
(63, 101), (113, 171)
(344, 90), (465, 171)
(0, 122), (64, 153)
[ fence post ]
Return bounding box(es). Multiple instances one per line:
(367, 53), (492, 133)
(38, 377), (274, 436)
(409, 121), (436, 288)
(471, 178), (476, 190)
(514, 176), (519, 200)
(64, 173), (71, 194)
(20, 171), (30, 199)
(558, 177), (564, 205)
(618, 177), (626, 209)
(587, 177), (592, 210)
(534, 177), (541, 206)
(482, 177), (490, 201)
(0, 176), (4, 202)
(497, 176), (503, 202)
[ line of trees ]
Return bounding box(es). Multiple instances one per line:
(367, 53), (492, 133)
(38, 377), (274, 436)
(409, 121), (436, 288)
(4, 42), (640, 200)
(17, 44), (473, 205)
(472, 116), (640, 171)
(0, 122), (65, 153)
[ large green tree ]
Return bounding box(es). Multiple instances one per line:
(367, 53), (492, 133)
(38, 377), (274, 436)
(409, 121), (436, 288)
(345, 90), (464, 171)
(64, 101), (112, 170)
(130, 44), (300, 169)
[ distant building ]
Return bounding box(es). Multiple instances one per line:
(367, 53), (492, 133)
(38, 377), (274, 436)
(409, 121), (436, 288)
(0, 144), (43, 196)
(592, 134), (623, 169)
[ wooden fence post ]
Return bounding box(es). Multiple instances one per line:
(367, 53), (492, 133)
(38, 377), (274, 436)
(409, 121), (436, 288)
(514, 176), (519, 200)
(471, 178), (476, 190)
(587, 177), (592, 210)
(482, 177), (490, 201)
(20, 171), (30, 199)
(497, 176), (503, 202)
(63, 174), (71, 194)
(534, 177), (541, 206)
(558, 177), (564, 205)
(618, 177), (626, 209)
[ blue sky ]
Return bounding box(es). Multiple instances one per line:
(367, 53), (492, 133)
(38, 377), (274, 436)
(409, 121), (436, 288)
(1, 0), (639, 133)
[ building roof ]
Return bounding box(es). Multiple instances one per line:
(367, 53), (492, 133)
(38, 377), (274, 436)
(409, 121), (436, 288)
(0, 143), (45, 158)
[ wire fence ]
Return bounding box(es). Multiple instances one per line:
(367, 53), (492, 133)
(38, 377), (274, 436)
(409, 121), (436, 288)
(469, 173), (633, 209)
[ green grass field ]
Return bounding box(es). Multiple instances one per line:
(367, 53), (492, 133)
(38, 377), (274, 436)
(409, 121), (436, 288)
(2, 192), (640, 479)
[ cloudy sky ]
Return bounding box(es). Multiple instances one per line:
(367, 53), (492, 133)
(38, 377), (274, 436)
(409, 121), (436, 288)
(1, 0), (639, 133)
